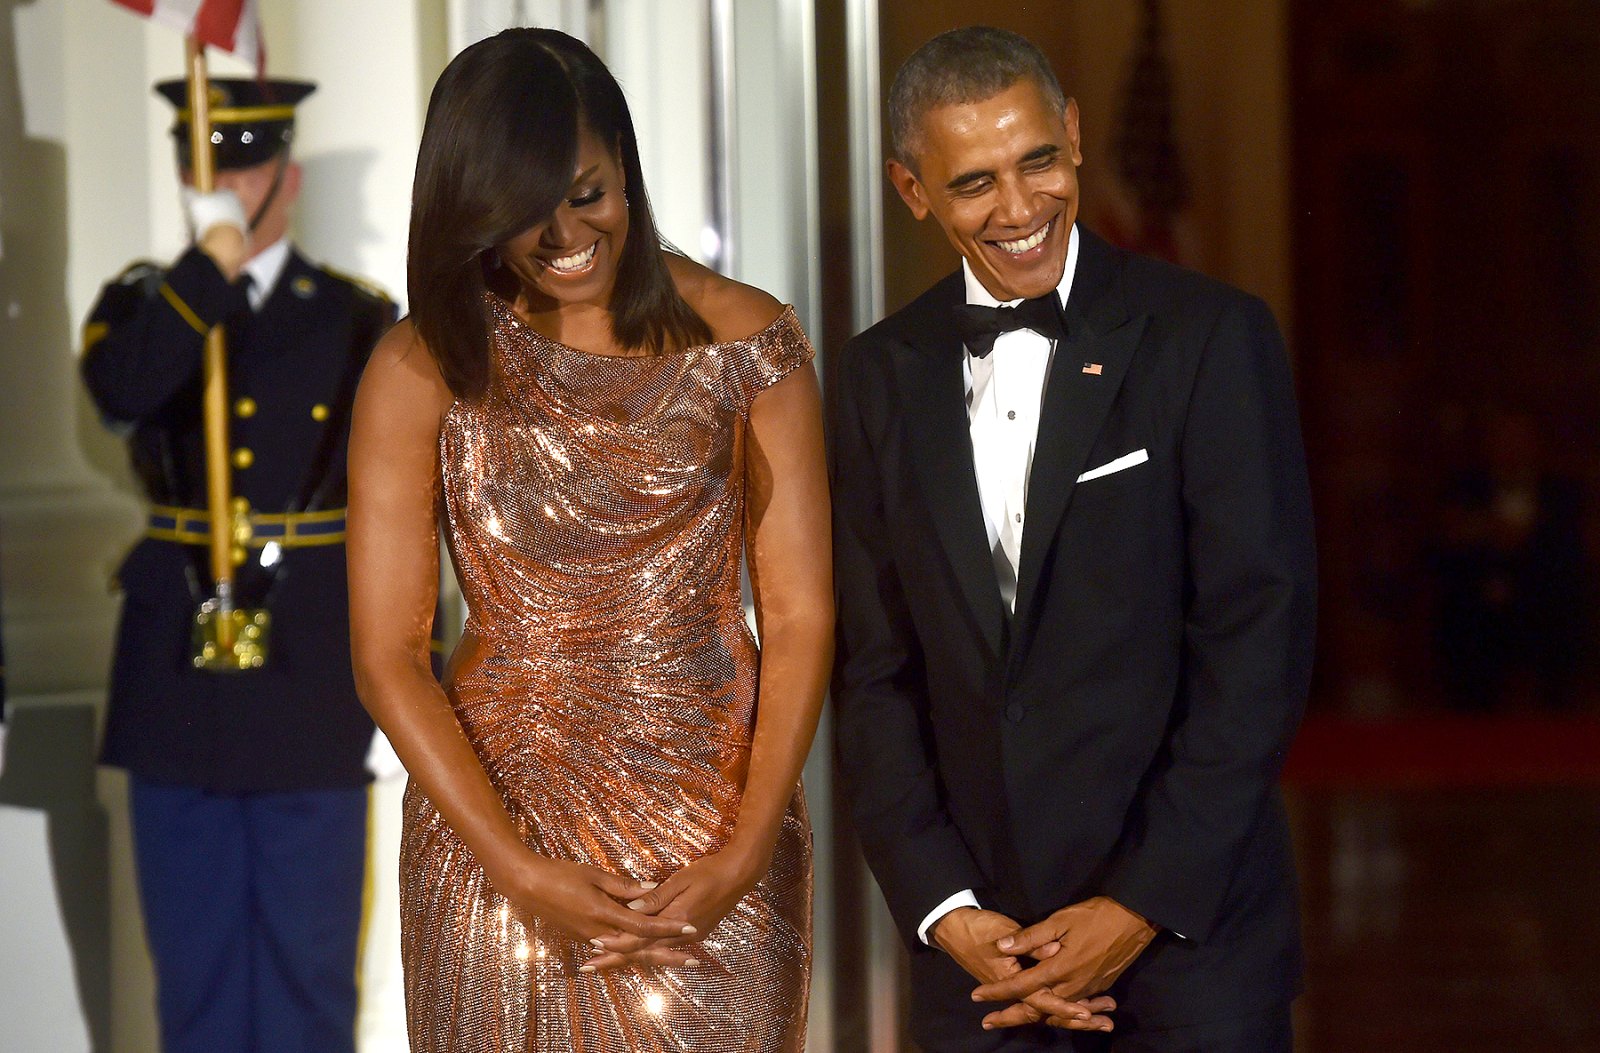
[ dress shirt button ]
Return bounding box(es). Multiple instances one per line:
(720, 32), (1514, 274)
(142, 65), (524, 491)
(1007, 410), (1017, 420)
(1015, 513), (1023, 523)
(311, 403), (330, 422)
(1006, 702), (1024, 723)
(234, 396), (256, 418)
(231, 447), (254, 470)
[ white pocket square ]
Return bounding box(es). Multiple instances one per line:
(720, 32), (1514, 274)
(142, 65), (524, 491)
(1077, 448), (1149, 484)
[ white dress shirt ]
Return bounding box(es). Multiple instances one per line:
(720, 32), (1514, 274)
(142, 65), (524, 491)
(241, 238), (290, 312)
(917, 223), (1081, 947)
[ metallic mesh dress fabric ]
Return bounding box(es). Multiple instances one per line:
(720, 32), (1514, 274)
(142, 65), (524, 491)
(402, 295), (814, 1052)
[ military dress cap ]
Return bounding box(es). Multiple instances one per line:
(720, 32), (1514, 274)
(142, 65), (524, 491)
(155, 77), (316, 171)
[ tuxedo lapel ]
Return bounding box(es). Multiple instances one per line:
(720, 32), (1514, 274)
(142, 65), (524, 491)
(1011, 231), (1147, 637)
(891, 276), (1008, 657)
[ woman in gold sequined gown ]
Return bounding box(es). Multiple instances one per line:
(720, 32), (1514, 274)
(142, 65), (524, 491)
(346, 29), (830, 1052)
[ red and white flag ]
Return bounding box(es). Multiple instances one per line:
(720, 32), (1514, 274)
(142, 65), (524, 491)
(109, 0), (264, 70)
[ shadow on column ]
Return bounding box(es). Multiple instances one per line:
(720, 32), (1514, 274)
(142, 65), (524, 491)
(0, 1), (112, 1050)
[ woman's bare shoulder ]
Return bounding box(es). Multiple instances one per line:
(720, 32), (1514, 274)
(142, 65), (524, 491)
(665, 253), (785, 343)
(360, 317), (455, 418)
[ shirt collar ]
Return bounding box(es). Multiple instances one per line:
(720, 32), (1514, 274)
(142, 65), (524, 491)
(242, 239), (291, 309)
(962, 221), (1080, 310)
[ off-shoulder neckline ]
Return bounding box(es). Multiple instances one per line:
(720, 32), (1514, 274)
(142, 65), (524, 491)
(487, 293), (797, 360)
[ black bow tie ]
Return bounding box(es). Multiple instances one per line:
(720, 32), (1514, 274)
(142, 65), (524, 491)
(953, 295), (1067, 357)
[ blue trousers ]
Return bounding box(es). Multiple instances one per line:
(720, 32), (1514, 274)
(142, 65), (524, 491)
(130, 777), (367, 1053)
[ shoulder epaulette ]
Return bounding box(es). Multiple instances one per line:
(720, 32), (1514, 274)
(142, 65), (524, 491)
(116, 260), (166, 292)
(320, 264), (394, 305)
(84, 261), (166, 353)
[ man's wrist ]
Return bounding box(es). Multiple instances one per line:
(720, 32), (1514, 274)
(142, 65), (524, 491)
(1097, 895), (1161, 937)
(918, 888), (981, 946)
(928, 906), (978, 951)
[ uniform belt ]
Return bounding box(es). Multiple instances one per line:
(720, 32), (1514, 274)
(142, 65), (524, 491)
(146, 505), (347, 547)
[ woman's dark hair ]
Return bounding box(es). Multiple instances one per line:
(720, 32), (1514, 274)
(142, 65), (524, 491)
(408, 28), (711, 397)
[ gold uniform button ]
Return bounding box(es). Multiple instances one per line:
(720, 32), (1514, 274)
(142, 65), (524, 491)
(311, 403), (330, 422)
(231, 447), (255, 469)
(230, 496), (251, 514)
(234, 397), (257, 418)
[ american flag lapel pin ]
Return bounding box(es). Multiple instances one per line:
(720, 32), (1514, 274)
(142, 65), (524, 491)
(1082, 362), (1103, 375)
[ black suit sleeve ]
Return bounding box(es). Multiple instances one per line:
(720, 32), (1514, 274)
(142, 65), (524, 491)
(830, 339), (988, 947)
(81, 247), (243, 425)
(1101, 294), (1316, 942)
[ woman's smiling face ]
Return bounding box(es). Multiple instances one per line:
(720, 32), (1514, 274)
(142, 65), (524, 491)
(499, 130), (630, 312)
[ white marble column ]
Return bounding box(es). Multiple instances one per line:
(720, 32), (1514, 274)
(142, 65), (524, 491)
(2, 3), (160, 1048)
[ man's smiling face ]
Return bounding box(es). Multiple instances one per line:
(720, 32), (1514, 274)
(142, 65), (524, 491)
(888, 78), (1082, 302)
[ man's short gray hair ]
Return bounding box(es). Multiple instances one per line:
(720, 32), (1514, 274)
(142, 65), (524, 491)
(888, 26), (1067, 170)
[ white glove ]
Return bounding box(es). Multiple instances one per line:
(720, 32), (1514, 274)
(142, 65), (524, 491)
(181, 187), (249, 243)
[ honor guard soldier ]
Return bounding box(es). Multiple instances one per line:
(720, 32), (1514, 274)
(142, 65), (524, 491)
(82, 78), (399, 1053)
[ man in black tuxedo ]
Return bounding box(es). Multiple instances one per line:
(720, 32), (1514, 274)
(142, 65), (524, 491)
(829, 27), (1316, 1052)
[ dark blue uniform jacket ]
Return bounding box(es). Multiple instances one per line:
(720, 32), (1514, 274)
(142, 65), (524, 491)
(83, 245), (397, 792)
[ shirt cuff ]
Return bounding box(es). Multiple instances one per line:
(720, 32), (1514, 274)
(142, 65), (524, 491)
(918, 889), (981, 946)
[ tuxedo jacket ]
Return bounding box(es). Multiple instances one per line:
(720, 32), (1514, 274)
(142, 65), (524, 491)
(82, 245), (396, 793)
(829, 228), (1316, 1042)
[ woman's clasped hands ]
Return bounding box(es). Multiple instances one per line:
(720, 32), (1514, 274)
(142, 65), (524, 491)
(586, 845), (767, 971)
(496, 845), (766, 972)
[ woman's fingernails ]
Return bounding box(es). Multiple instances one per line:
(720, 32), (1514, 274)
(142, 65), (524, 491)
(639, 881), (659, 889)
(579, 964), (596, 973)
(681, 924), (697, 935)
(589, 937), (606, 950)
(684, 958), (701, 967)
(627, 899), (647, 910)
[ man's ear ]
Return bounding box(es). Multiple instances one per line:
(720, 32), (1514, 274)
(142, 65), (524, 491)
(281, 160), (304, 205)
(886, 158), (931, 221)
(1063, 98), (1084, 168)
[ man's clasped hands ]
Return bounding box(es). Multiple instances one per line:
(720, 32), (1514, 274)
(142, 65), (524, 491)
(931, 897), (1157, 1034)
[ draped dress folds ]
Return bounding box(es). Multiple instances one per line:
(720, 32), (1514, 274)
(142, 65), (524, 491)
(401, 294), (814, 1052)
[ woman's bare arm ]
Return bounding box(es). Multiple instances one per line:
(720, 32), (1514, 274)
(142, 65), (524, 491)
(733, 362), (834, 861)
(347, 321), (691, 945)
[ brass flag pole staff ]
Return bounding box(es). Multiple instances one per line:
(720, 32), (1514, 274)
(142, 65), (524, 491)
(183, 34), (262, 669)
